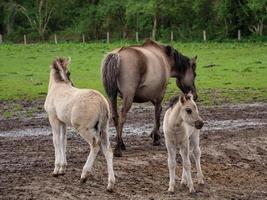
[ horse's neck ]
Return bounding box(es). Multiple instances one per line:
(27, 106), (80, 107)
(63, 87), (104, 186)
(170, 104), (183, 126)
(48, 71), (71, 92)
(48, 71), (54, 91)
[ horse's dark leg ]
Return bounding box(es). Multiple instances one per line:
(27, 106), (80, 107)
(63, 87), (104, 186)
(114, 96), (133, 157)
(109, 97), (124, 156)
(151, 101), (162, 146)
(110, 97), (119, 135)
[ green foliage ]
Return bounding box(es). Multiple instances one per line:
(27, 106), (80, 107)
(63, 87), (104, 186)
(0, 0), (266, 41)
(0, 42), (266, 105)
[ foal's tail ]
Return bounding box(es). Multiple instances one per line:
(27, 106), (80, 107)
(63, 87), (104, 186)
(98, 100), (111, 146)
(101, 53), (120, 100)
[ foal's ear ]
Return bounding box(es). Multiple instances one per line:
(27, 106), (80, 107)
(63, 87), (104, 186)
(190, 56), (197, 64)
(187, 91), (194, 99)
(179, 95), (185, 104)
(190, 56), (197, 70)
(62, 57), (71, 69)
(52, 59), (62, 71)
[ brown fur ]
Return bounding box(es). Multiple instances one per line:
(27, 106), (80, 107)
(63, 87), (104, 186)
(101, 39), (198, 157)
(45, 57), (115, 191)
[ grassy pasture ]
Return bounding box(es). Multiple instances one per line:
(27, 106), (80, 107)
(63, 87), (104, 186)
(0, 42), (266, 105)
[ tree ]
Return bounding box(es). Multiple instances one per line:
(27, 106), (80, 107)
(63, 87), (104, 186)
(247, 0), (267, 35)
(0, 0), (21, 35)
(18, 0), (54, 40)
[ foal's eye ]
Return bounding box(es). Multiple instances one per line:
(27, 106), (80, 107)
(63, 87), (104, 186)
(185, 108), (192, 114)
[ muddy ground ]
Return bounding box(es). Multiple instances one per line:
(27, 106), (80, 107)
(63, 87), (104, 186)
(0, 100), (267, 200)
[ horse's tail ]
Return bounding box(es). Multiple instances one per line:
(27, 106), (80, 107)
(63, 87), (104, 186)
(101, 53), (120, 100)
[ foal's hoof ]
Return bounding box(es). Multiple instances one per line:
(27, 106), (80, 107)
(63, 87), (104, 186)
(106, 185), (114, 193)
(52, 172), (59, 177)
(198, 179), (205, 185)
(80, 177), (88, 184)
(168, 188), (175, 195)
(189, 188), (196, 195)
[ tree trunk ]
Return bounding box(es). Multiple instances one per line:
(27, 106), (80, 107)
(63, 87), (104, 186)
(152, 15), (157, 40)
(259, 19), (263, 36)
(224, 18), (228, 37)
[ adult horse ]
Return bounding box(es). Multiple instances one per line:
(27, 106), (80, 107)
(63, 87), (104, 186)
(102, 39), (198, 157)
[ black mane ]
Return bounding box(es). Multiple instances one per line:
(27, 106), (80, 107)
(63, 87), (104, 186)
(167, 95), (179, 109)
(173, 50), (190, 73)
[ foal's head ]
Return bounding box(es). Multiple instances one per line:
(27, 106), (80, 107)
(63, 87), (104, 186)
(170, 92), (203, 129)
(51, 57), (73, 85)
(165, 46), (198, 100)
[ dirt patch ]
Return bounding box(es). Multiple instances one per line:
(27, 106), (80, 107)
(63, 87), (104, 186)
(0, 102), (267, 199)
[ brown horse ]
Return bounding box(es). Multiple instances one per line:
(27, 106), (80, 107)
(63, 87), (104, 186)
(101, 39), (197, 157)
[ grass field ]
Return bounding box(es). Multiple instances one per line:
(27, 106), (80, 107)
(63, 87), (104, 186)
(0, 42), (266, 105)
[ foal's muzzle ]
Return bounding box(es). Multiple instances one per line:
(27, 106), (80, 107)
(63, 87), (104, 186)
(195, 120), (204, 129)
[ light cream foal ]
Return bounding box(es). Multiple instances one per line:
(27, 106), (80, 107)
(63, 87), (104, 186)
(44, 57), (115, 191)
(163, 93), (204, 193)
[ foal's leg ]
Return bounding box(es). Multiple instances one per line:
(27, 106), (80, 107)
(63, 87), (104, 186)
(114, 96), (133, 157)
(191, 130), (204, 185)
(101, 130), (115, 192)
(48, 115), (61, 176)
(165, 138), (177, 193)
(59, 123), (67, 175)
(79, 130), (100, 183)
(180, 140), (194, 193)
(151, 100), (162, 146)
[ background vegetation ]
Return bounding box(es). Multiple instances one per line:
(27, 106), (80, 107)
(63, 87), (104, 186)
(0, 0), (267, 42)
(0, 42), (266, 105)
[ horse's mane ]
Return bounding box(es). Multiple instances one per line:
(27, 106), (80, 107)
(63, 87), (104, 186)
(51, 58), (70, 83)
(142, 38), (161, 47)
(122, 38), (161, 50)
(167, 94), (192, 109)
(173, 50), (190, 74)
(167, 96), (179, 109)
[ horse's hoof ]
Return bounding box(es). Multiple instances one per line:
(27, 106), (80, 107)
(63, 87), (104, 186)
(198, 179), (205, 185)
(106, 186), (114, 193)
(189, 189), (197, 195)
(114, 149), (122, 157)
(168, 188), (175, 195)
(121, 142), (126, 151)
(80, 177), (88, 184)
(153, 140), (161, 146)
(180, 182), (187, 188)
(52, 172), (59, 177)
(58, 172), (65, 176)
(168, 191), (175, 195)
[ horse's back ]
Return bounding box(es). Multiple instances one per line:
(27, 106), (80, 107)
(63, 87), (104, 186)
(117, 46), (170, 102)
(47, 87), (109, 128)
(70, 89), (109, 128)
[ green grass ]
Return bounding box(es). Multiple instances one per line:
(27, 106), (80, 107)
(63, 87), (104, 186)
(0, 42), (266, 105)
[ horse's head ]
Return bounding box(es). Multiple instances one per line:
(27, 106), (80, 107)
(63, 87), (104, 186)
(51, 57), (74, 86)
(179, 92), (203, 129)
(165, 46), (198, 100)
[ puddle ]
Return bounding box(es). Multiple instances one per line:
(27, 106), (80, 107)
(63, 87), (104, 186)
(203, 118), (267, 131)
(0, 118), (266, 138)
